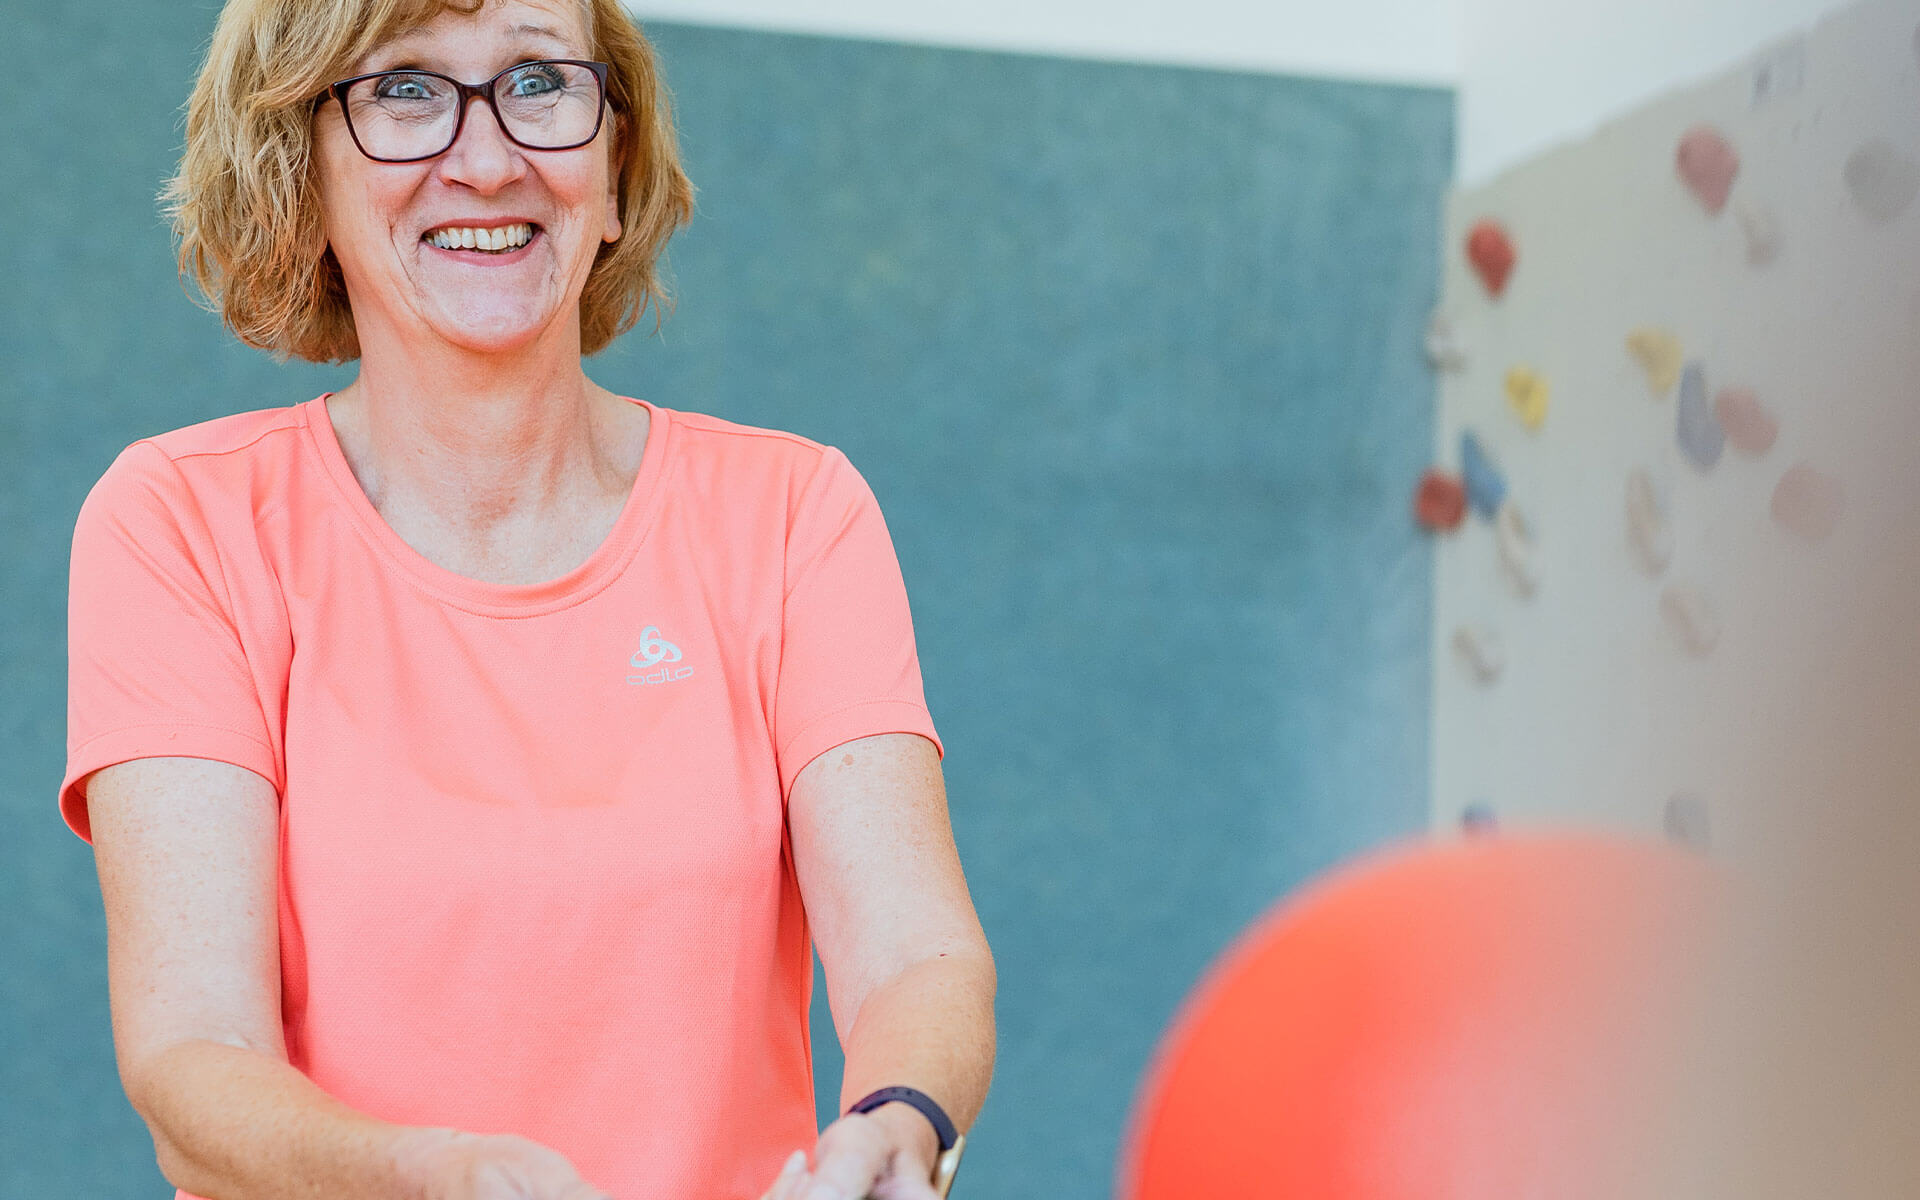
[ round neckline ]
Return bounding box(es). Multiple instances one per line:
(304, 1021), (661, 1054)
(301, 391), (672, 617)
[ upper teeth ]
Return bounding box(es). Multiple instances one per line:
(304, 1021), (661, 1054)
(427, 223), (534, 251)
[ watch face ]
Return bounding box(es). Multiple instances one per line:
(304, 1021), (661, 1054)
(932, 1134), (965, 1197)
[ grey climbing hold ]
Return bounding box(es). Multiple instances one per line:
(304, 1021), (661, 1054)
(1495, 500), (1538, 599)
(1735, 201), (1782, 266)
(1664, 792), (1711, 851)
(1462, 802), (1498, 835)
(1844, 139), (1919, 224)
(1452, 625), (1505, 686)
(1661, 583), (1720, 658)
(1425, 310), (1467, 372)
(1625, 468), (1673, 577)
(1676, 362), (1724, 470)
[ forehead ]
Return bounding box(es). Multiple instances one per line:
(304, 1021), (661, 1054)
(360, 0), (592, 68)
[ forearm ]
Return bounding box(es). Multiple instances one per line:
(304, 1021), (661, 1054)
(836, 950), (997, 1158)
(129, 1038), (430, 1200)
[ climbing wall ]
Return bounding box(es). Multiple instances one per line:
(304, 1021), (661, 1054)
(1426, 0), (1920, 853)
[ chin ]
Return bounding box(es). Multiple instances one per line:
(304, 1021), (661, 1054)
(429, 306), (565, 354)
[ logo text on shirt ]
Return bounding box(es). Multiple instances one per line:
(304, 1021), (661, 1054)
(627, 625), (693, 686)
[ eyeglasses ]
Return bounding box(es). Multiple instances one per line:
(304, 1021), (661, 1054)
(317, 59), (612, 163)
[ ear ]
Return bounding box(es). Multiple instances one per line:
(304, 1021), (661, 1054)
(602, 115), (625, 245)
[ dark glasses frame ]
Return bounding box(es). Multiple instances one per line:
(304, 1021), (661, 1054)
(314, 59), (613, 163)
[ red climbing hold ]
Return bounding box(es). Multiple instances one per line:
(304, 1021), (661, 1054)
(1415, 469), (1468, 531)
(1676, 125), (1740, 216)
(1466, 220), (1516, 298)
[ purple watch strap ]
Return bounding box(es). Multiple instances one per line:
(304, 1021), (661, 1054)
(846, 1086), (959, 1152)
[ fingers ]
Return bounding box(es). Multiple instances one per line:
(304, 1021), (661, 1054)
(871, 1173), (942, 1200)
(865, 1149), (942, 1200)
(798, 1117), (891, 1200)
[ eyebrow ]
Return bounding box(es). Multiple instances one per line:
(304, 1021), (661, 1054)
(508, 22), (571, 45)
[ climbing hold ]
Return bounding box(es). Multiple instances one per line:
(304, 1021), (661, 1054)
(1735, 201), (1782, 266)
(1676, 362), (1724, 470)
(1660, 583), (1720, 658)
(1465, 219), (1517, 298)
(1414, 469), (1468, 531)
(1425, 310), (1467, 372)
(1624, 468), (1673, 577)
(1771, 463), (1845, 542)
(1452, 625), (1505, 686)
(1460, 430), (1507, 520)
(1626, 327), (1685, 398)
(1461, 803), (1498, 835)
(1495, 500), (1538, 599)
(1714, 386), (1777, 455)
(1504, 365), (1550, 431)
(1844, 139), (1920, 224)
(1664, 793), (1711, 852)
(1676, 125), (1740, 215)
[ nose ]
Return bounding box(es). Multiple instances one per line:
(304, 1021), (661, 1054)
(437, 93), (526, 192)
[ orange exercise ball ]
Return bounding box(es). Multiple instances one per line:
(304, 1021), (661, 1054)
(1118, 834), (1719, 1200)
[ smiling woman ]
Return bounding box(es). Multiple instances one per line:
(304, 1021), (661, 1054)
(165, 0), (689, 362)
(66, 1), (994, 1199)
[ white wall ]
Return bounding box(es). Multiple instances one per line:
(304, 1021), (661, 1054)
(1429, 0), (1920, 855)
(628, 0), (1878, 186)
(1456, 0), (1858, 183)
(623, 0), (1460, 86)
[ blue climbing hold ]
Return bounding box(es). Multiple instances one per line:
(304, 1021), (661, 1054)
(1460, 429), (1507, 520)
(1676, 362), (1724, 470)
(1461, 802), (1498, 835)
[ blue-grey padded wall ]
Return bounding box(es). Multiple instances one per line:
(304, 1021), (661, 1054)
(0, 5), (1450, 1195)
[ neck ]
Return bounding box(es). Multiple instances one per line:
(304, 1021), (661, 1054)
(331, 318), (618, 533)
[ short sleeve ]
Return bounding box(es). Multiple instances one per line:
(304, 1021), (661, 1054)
(773, 447), (942, 799)
(61, 440), (281, 843)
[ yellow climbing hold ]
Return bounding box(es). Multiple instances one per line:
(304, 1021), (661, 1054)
(1504, 365), (1550, 431)
(1626, 327), (1684, 398)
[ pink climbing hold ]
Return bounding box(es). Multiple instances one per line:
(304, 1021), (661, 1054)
(1772, 463), (1845, 542)
(1466, 219), (1516, 298)
(1414, 469), (1468, 532)
(1714, 387), (1777, 455)
(1676, 125), (1740, 216)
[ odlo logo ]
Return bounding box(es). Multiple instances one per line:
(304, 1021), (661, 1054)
(627, 625), (694, 686)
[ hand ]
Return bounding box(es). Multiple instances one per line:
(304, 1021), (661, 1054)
(391, 1127), (614, 1200)
(757, 1111), (941, 1200)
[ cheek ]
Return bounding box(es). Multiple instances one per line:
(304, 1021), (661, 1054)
(316, 166), (416, 271)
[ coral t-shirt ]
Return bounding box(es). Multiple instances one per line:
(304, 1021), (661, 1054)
(61, 394), (941, 1200)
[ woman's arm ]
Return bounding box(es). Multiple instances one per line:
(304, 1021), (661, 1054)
(85, 756), (609, 1200)
(88, 755), (422, 1197)
(778, 733), (996, 1197)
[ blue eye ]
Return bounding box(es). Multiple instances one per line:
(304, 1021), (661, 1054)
(504, 63), (566, 97)
(373, 73), (444, 101)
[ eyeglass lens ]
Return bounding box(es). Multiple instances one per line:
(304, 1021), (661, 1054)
(343, 61), (603, 161)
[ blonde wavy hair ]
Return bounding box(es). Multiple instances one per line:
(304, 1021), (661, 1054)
(162, 0), (695, 362)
